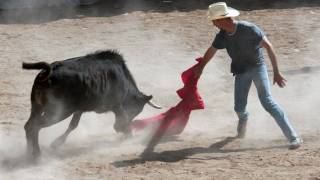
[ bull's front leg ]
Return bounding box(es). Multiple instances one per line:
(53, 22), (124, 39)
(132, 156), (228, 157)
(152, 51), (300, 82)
(114, 107), (132, 137)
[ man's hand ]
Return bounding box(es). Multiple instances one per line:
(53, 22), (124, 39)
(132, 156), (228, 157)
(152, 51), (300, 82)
(193, 47), (217, 79)
(193, 65), (203, 79)
(273, 72), (287, 88)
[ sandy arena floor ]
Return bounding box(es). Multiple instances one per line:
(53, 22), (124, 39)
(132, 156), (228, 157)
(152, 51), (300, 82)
(1, 0), (320, 179)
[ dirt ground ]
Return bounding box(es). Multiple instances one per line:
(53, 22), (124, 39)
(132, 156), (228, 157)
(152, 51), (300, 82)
(1, 0), (320, 179)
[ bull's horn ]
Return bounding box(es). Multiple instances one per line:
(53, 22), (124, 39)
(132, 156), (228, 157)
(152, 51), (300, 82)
(147, 100), (162, 109)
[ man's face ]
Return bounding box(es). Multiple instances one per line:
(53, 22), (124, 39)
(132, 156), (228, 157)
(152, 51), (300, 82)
(212, 18), (226, 29)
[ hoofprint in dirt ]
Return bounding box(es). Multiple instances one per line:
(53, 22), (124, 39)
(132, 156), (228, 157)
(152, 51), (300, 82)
(1, 1), (320, 179)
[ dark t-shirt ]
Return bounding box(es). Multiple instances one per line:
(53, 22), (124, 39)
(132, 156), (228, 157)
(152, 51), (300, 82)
(212, 21), (265, 74)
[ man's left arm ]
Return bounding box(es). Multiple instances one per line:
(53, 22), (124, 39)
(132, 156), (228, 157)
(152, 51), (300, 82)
(261, 36), (287, 88)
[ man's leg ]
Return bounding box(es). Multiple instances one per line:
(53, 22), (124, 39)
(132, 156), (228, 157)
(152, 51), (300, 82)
(252, 65), (301, 149)
(234, 71), (252, 138)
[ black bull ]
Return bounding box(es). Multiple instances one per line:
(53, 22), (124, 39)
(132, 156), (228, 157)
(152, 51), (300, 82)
(22, 50), (160, 158)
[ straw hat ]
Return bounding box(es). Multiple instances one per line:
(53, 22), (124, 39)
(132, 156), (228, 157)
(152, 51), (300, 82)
(207, 2), (240, 20)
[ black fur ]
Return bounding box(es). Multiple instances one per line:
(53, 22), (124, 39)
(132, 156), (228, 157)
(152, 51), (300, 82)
(23, 50), (152, 158)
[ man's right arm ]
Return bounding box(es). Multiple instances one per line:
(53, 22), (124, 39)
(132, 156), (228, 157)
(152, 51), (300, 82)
(194, 46), (217, 78)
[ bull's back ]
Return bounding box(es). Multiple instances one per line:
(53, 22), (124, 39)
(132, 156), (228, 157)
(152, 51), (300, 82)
(40, 52), (130, 112)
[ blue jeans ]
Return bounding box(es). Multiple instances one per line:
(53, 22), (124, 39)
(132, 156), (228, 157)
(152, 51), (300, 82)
(234, 64), (298, 141)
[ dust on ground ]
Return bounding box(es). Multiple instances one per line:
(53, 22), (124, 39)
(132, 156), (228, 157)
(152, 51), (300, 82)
(1, 0), (320, 179)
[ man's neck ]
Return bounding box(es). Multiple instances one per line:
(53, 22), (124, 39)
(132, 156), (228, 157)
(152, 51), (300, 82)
(223, 20), (237, 34)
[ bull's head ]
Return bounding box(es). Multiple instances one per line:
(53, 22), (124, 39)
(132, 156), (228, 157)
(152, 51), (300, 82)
(114, 93), (161, 135)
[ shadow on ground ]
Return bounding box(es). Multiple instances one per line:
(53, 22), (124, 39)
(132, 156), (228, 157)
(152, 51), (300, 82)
(267, 65), (320, 76)
(111, 137), (287, 167)
(0, 0), (319, 24)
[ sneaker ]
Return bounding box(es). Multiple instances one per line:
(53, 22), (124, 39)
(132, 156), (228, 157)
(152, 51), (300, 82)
(289, 138), (303, 150)
(236, 120), (247, 138)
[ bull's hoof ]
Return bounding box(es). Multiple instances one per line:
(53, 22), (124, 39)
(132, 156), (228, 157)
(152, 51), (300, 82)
(50, 136), (66, 149)
(114, 125), (133, 137)
(26, 149), (41, 162)
(113, 122), (123, 133)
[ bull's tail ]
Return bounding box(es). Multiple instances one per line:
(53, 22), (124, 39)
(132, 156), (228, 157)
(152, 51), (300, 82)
(22, 62), (52, 82)
(22, 62), (50, 70)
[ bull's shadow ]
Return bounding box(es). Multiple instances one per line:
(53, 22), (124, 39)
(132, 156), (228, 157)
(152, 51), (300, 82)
(111, 136), (287, 168)
(0, 0), (320, 24)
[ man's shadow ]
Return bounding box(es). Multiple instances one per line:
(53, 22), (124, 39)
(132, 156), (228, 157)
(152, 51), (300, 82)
(112, 136), (287, 167)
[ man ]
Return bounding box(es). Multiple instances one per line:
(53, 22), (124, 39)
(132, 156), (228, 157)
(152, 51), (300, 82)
(194, 2), (302, 149)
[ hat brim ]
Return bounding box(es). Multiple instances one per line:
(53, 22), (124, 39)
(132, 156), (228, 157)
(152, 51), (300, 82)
(207, 7), (240, 20)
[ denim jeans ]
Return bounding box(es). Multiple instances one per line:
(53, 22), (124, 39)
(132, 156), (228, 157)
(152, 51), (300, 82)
(234, 64), (298, 141)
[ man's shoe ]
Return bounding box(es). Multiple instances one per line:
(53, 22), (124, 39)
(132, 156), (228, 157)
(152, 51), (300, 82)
(289, 138), (303, 150)
(236, 120), (247, 138)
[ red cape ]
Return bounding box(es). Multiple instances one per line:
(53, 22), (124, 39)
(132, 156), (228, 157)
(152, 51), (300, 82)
(130, 57), (204, 136)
